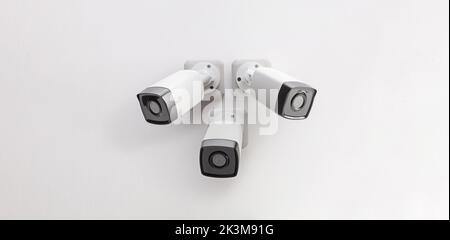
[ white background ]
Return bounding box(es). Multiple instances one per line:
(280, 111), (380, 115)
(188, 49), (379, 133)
(0, 0), (448, 219)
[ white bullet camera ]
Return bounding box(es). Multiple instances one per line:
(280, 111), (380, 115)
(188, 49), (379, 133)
(232, 59), (317, 120)
(137, 59), (317, 179)
(200, 107), (247, 178)
(137, 60), (223, 124)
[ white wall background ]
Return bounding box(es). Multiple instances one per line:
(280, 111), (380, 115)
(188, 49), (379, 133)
(0, 0), (448, 219)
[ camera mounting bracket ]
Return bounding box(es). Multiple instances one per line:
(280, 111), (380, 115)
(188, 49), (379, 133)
(184, 60), (224, 100)
(232, 59), (272, 92)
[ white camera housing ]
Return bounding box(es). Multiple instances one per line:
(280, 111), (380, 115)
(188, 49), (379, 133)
(200, 108), (247, 178)
(232, 59), (317, 120)
(137, 60), (224, 124)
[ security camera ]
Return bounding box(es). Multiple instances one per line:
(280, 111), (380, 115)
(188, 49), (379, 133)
(232, 59), (317, 120)
(137, 60), (223, 124)
(200, 108), (247, 178)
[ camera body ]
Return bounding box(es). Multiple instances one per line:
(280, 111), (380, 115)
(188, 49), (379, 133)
(200, 108), (246, 178)
(232, 59), (317, 120)
(137, 61), (223, 124)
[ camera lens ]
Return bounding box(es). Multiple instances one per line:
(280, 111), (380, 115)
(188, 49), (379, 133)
(291, 92), (306, 111)
(209, 152), (228, 168)
(147, 100), (161, 115)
